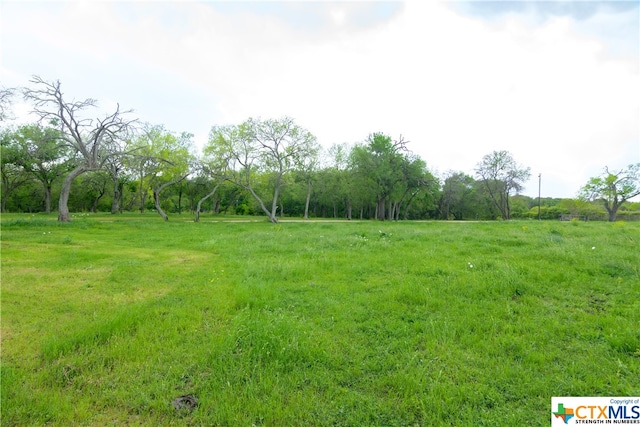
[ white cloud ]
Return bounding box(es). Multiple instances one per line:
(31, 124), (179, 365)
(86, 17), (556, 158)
(1, 0), (637, 198)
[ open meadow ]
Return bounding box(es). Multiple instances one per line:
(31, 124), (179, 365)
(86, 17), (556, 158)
(1, 214), (639, 426)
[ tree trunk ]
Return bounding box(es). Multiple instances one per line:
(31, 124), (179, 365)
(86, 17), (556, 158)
(125, 193), (136, 211)
(482, 179), (508, 220)
(138, 173), (146, 213)
(91, 190), (105, 213)
(58, 165), (88, 222)
(195, 184), (221, 222)
(605, 200), (619, 222)
(44, 185), (52, 214)
(505, 192), (511, 220)
(111, 176), (120, 214)
(403, 191), (419, 220)
(154, 190), (168, 221)
(303, 181), (311, 220)
(139, 190), (146, 213)
(443, 186), (451, 219)
(153, 175), (188, 221)
(269, 174), (282, 223)
(1, 191), (7, 213)
(246, 185), (277, 223)
(376, 198), (386, 221)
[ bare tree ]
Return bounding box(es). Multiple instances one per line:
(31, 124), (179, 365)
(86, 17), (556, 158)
(23, 76), (135, 221)
(0, 86), (15, 122)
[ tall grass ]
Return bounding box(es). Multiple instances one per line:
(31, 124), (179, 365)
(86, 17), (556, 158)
(1, 214), (638, 425)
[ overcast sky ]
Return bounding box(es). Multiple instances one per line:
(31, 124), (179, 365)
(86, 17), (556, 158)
(1, 0), (638, 199)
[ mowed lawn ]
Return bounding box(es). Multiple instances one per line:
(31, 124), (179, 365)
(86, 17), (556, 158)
(1, 214), (639, 426)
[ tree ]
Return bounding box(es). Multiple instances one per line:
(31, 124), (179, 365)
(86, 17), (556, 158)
(475, 150), (531, 220)
(251, 117), (319, 223)
(125, 139), (154, 213)
(350, 134), (397, 220)
(132, 124), (194, 221)
(297, 143), (320, 220)
(73, 170), (110, 213)
(350, 133), (429, 220)
(0, 86), (15, 122)
(207, 117), (318, 223)
(579, 164), (640, 221)
(313, 143), (355, 219)
(2, 124), (71, 213)
(392, 154), (437, 220)
(22, 76), (134, 221)
(104, 154), (127, 214)
(193, 153), (230, 222)
(439, 171), (475, 220)
(313, 167), (345, 218)
(0, 130), (31, 212)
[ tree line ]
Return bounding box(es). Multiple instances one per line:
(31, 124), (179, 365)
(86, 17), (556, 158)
(1, 77), (639, 222)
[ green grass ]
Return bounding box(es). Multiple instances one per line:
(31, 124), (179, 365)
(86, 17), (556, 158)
(1, 213), (639, 426)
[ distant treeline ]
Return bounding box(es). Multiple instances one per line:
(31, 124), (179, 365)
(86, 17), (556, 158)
(2, 79), (638, 222)
(3, 164), (639, 221)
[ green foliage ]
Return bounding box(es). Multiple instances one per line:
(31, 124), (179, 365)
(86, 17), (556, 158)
(349, 133), (436, 220)
(4, 110), (639, 223)
(475, 150), (531, 220)
(6, 77), (632, 223)
(579, 164), (640, 221)
(526, 205), (568, 220)
(2, 215), (639, 425)
(129, 124), (195, 220)
(206, 117), (320, 223)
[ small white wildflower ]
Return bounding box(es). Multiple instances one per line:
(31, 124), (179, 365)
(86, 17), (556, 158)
(592, 246), (596, 250)
(468, 262), (474, 268)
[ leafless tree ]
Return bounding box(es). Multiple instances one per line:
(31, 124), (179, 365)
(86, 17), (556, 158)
(0, 86), (15, 122)
(23, 76), (135, 221)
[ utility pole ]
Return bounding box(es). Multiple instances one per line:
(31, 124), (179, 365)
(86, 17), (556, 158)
(537, 173), (542, 220)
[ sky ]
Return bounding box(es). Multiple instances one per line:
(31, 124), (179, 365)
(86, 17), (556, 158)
(1, 0), (639, 199)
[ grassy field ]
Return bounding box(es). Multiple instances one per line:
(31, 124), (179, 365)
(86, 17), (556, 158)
(1, 213), (639, 426)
